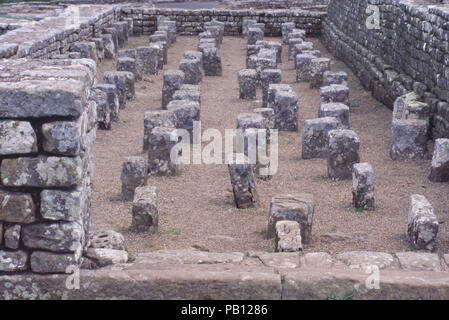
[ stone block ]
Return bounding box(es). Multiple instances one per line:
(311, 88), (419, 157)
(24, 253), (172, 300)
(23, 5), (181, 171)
(310, 58), (331, 88)
(30, 251), (79, 274)
(0, 120), (37, 155)
(131, 186), (158, 233)
(319, 102), (350, 129)
(202, 46), (222, 76)
(248, 28), (263, 45)
(407, 194), (438, 251)
(227, 154), (258, 209)
(295, 53), (315, 82)
(261, 69), (282, 107)
(143, 110), (177, 153)
(323, 71), (348, 86)
(179, 58), (202, 85)
(0, 250), (28, 272)
(162, 69), (185, 109)
(117, 57), (141, 81)
(268, 193), (314, 244)
(4, 224), (20, 250)
(320, 84), (350, 105)
(429, 138), (449, 182)
(167, 100), (201, 137)
(275, 221), (302, 253)
(302, 117), (339, 159)
(272, 90), (298, 131)
(121, 156), (148, 202)
(390, 119), (428, 160)
(327, 129), (360, 180)
(0, 190), (35, 223)
(352, 163), (375, 211)
(147, 126), (178, 176)
(238, 69), (258, 100)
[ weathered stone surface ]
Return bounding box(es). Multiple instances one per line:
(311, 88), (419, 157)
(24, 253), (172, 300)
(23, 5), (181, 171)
(390, 119), (428, 160)
(319, 102), (350, 129)
(85, 248), (128, 267)
(70, 42), (98, 62)
(202, 46), (222, 76)
(167, 100), (200, 137)
(136, 46), (160, 75)
(406, 194), (438, 252)
(327, 129), (360, 180)
(30, 251), (79, 274)
(309, 58), (331, 88)
(88, 230), (127, 251)
(143, 110), (176, 153)
(295, 53), (315, 82)
(243, 19), (257, 36)
(0, 250), (28, 272)
(184, 50), (203, 71)
(227, 154), (258, 209)
(281, 22), (296, 44)
(131, 186), (158, 233)
(352, 163), (375, 211)
(393, 92), (429, 122)
(147, 126), (178, 176)
(248, 28), (263, 45)
(275, 221), (302, 253)
(335, 251), (395, 270)
(238, 69), (258, 100)
(172, 88), (201, 106)
(261, 69), (282, 107)
(95, 83), (120, 122)
(267, 83), (292, 109)
(42, 118), (84, 156)
(301, 117), (339, 159)
(323, 71), (348, 86)
(90, 89), (110, 130)
(395, 252), (442, 271)
(4, 224), (20, 250)
(101, 33), (116, 59)
(268, 193), (314, 244)
(121, 156), (148, 202)
(0, 190), (35, 224)
(179, 58), (202, 85)
(103, 71), (133, 108)
(0, 79), (87, 118)
(1, 156), (83, 187)
(117, 57), (141, 81)
(429, 138), (449, 182)
(272, 90), (298, 131)
(111, 21), (129, 48)
(22, 221), (83, 252)
(0, 120), (37, 155)
(256, 41), (282, 63)
(40, 188), (85, 222)
(320, 84), (349, 105)
(162, 69), (185, 109)
(298, 252), (335, 269)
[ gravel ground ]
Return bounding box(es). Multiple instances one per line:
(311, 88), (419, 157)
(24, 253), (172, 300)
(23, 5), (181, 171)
(93, 35), (449, 256)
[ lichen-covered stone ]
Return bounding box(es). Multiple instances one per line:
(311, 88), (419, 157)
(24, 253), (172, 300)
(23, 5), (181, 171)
(272, 90), (298, 131)
(309, 58), (331, 88)
(121, 156), (148, 202)
(295, 53), (315, 82)
(275, 221), (302, 253)
(84, 248), (128, 267)
(0, 190), (35, 223)
(22, 221), (84, 252)
(179, 58), (202, 85)
(0, 120), (37, 155)
(302, 117), (339, 159)
(202, 46), (222, 76)
(227, 154), (258, 209)
(40, 188), (85, 222)
(88, 230), (127, 251)
(42, 118), (85, 156)
(268, 193), (314, 244)
(429, 138), (449, 182)
(147, 126), (179, 176)
(320, 84), (350, 105)
(167, 100), (200, 137)
(323, 71), (348, 86)
(248, 28), (264, 45)
(136, 46), (160, 75)
(0, 250), (28, 272)
(327, 129), (360, 180)
(162, 69), (185, 109)
(30, 251), (80, 274)
(390, 119), (428, 160)
(319, 102), (350, 129)
(238, 69), (258, 100)
(407, 194), (438, 252)
(1, 156), (83, 187)
(95, 83), (120, 122)
(131, 186), (158, 233)
(261, 69), (282, 107)
(143, 110), (176, 153)
(117, 57), (141, 81)
(4, 224), (20, 250)
(352, 163), (375, 211)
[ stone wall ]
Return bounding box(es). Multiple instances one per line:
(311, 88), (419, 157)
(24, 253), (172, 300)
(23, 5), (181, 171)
(120, 7), (326, 36)
(0, 58), (97, 274)
(322, 0), (449, 139)
(0, 5), (118, 59)
(225, 0), (328, 10)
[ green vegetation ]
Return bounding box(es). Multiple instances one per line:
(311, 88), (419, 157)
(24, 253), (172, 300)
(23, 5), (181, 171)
(326, 290), (355, 300)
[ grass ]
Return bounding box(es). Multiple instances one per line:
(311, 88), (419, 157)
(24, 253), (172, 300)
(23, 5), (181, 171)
(375, 104), (385, 109)
(355, 207), (364, 213)
(326, 290), (355, 300)
(351, 104), (360, 109)
(406, 245), (415, 252)
(259, 228), (267, 237)
(263, 249), (273, 253)
(329, 227), (337, 232)
(144, 243), (153, 248)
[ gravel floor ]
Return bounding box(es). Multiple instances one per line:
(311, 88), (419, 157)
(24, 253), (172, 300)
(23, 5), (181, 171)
(92, 35), (449, 256)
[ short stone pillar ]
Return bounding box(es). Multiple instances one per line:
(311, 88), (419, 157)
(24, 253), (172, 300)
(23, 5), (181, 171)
(179, 58), (202, 85)
(281, 22), (296, 44)
(323, 71), (348, 86)
(256, 40), (282, 63)
(184, 51), (203, 72)
(117, 57), (141, 81)
(172, 87), (201, 106)
(293, 42), (315, 66)
(261, 69), (282, 107)
(275, 221), (302, 253)
(131, 186), (158, 233)
(70, 42), (98, 62)
(236, 113), (267, 157)
(272, 90), (299, 131)
(310, 58), (331, 88)
(429, 138), (449, 182)
(248, 28), (264, 45)
(390, 119), (428, 160)
(407, 194), (438, 251)
(103, 71), (135, 108)
(167, 100), (201, 137)
(268, 193), (314, 245)
(320, 84), (350, 105)
(302, 117), (339, 159)
(94, 84), (120, 122)
(352, 163), (375, 211)
(238, 69), (258, 100)
(319, 103), (350, 129)
(162, 70), (185, 109)
(267, 84), (292, 109)
(242, 19), (257, 36)
(327, 129), (360, 180)
(136, 46), (160, 75)
(101, 33), (116, 59)
(295, 53), (315, 82)
(202, 46), (222, 76)
(90, 89), (111, 130)
(227, 154), (258, 209)
(147, 126), (178, 176)
(288, 39), (303, 61)
(253, 108), (275, 142)
(121, 156), (148, 202)
(143, 110), (176, 153)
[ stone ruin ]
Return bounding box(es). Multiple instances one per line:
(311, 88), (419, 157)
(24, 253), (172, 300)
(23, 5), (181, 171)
(0, 0), (449, 301)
